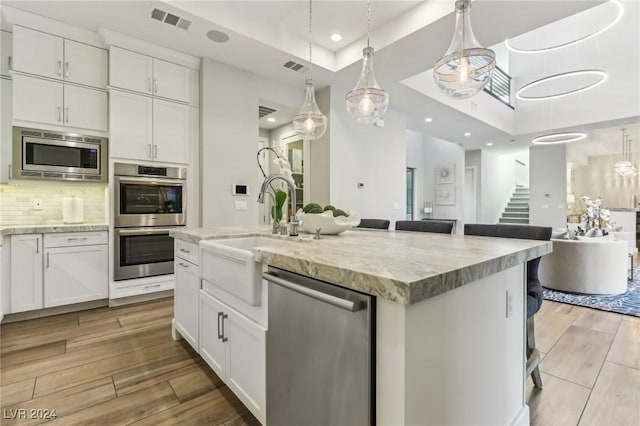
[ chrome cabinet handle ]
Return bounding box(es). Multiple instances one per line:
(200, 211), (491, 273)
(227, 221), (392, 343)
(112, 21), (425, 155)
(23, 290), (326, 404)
(148, 76), (152, 93)
(64, 107), (69, 123)
(58, 106), (62, 122)
(65, 61), (69, 78)
(179, 248), (191, 254)
(148, 144), (152, 158)
(154, 78), (158, 93)
(46, 252), (50, 268)
(7, 55), (11, 71)
(58, 60), (62, 76)
(177, 262), (188, 268)
(67, 237), (88, 241)
(8, 164), (12, 181)
(217, 312), (223, 340)
(145, 284), (161, 289)
(221, 314), (228, 342)
(153, 145), (158, 159)
(36, 237), (39, 253)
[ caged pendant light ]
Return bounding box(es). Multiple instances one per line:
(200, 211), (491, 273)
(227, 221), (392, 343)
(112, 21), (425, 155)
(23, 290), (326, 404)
(345, 0), (389, 124)
(292, 0), (327, 140)
(434, 0), (495, 99)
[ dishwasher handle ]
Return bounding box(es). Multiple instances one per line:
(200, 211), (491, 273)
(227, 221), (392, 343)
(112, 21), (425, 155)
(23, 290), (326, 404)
(262, 272), (364, 312)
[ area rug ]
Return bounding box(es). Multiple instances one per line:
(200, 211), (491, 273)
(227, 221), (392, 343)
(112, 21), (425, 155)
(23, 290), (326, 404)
(542, 266), (640, 317)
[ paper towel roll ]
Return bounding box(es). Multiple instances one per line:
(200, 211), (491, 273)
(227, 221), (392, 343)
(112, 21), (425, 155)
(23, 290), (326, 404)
(63, 197), (84, 224)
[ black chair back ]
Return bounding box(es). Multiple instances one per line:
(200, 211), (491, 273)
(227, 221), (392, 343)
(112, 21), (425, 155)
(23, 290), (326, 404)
(395, 220), (454, 234)
(357, 219), (390, 230)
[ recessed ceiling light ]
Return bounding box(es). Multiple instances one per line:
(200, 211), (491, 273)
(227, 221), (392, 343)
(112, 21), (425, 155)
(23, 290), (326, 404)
(424, 117), (433, 123)
(330, 33), (343, 42)
(487, 142), (493, 146)
(206, 30), (230, 43)
(464, 132), (471, 136)
(267, 117), (276, 122)
(532, 132), (587, 145)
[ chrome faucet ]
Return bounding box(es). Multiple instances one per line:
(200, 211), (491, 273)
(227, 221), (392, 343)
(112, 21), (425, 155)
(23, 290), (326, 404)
(258, 173), (299, 236)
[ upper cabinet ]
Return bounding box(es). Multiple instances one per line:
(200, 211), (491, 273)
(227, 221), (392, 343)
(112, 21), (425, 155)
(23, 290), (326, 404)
(13, 26), (107, 89)
(109, 46), (190, 103)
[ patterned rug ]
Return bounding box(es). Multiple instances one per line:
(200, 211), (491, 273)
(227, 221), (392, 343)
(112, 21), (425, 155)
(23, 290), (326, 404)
(543, 267), (640, 317)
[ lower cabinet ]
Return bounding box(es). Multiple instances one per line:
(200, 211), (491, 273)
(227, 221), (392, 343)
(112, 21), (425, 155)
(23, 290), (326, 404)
(199, 289), (266, 424)
(10, 234), (44, 313)
(174, 256), (199, 349)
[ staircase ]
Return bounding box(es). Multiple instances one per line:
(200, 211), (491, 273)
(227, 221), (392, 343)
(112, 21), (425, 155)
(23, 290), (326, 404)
(499, 186), (529, 224)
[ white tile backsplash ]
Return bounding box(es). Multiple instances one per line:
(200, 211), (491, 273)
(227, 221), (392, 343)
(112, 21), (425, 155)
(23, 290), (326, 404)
(0, 184), (107, 225)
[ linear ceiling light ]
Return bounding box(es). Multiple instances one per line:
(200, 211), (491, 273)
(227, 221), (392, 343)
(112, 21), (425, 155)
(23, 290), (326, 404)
(532, 132), (587, 145)
(506, 0), (623, 54)
(516, 70), (608, 101)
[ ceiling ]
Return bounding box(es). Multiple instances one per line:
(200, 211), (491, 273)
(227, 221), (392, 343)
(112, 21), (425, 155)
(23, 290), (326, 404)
(3, 0), (637, 152)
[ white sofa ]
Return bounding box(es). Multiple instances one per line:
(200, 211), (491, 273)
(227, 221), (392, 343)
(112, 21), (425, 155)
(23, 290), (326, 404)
(539, 237), (628, 295)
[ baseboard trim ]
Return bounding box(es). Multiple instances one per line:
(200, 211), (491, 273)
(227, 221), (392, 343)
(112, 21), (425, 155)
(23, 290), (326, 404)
(510, 404), (530, 426)
(1, 299), (109, 323)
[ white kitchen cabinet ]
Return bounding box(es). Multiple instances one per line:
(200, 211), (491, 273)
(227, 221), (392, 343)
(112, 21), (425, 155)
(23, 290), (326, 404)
(153, 98), (189, 163)
(1, 77), (12, 183)
(199, 289), (266, 424)
(110, 89), (188, 164)
(109, 46), (189, 103)
(174, 248), (200, 350)
(13, 26), (107, 89)
(44, 244), (108, 307)
(13, 74), (107, 131)
(10, 234), (43, 313)
(1, 30), (13, 78)
(13, 73), (64, 126)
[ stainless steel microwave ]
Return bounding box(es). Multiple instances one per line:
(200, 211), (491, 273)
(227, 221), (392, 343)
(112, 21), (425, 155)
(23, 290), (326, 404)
(12, 126), (108, 182)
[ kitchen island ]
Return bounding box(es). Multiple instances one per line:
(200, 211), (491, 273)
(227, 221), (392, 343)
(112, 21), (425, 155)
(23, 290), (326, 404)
(171, 226), (551, 426)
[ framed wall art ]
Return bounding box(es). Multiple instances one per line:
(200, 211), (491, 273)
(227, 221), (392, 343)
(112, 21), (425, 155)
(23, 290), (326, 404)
(435, 184), (456, 205)
(435, 164), (455, 185)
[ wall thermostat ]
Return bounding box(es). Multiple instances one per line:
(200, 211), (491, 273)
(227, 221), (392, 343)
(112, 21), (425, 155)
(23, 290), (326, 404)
(232, 184), (249, 196)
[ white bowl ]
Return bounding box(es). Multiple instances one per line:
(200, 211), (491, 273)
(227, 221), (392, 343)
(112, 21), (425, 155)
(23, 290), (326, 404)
(296, 209), (361, 235)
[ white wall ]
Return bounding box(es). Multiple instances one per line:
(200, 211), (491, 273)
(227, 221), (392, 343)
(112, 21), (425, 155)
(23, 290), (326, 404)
(309, 87), (331, 207)
(481, 151), (517, 224)
(465, 150), (482, 220)
(406, 130), (425, 220)
(529, 144), (567, 228)
(200, 58), (301, 227)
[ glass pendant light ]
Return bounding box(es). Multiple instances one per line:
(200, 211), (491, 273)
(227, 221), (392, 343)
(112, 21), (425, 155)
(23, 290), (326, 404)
(615, 129), (635, 176)
(434, 0), (495, 99)
(292, 0), (327, 140)
(345, 0), (389, 124)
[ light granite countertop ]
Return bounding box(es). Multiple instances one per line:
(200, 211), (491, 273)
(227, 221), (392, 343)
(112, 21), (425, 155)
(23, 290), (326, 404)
(171, 226), (552, 305)
(0, 224), (109, 246)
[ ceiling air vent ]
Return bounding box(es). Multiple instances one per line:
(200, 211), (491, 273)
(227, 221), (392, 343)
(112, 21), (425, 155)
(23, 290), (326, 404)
(259, 105), (278, 119)
(283, 61), (307, 73)
(150, 8), (191, 31)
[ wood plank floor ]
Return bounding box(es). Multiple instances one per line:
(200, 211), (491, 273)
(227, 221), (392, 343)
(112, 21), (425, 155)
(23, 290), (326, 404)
(0, 298), (259, 425)
(2, 298), (638, 425)
(528, 301), (640, 426)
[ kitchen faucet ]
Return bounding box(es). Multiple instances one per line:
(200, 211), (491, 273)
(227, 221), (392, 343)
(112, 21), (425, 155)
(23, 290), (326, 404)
(257, 174), (299, 236)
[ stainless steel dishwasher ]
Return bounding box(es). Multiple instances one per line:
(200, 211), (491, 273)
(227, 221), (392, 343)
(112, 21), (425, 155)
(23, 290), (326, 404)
(263, 267), (375, 426)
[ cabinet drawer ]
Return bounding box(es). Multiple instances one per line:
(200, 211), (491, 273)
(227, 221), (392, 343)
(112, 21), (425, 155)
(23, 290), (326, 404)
(176, 239), (198, 265)
(44, 231), (108, 248)
(110, 277), (174, 299)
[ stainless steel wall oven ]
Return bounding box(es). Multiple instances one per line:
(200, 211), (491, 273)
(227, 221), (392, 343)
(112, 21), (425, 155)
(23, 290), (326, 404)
(113, 163), (187, 281)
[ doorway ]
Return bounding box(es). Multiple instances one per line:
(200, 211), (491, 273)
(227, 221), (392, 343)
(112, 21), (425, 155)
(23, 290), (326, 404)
(464, 167), (477, 223)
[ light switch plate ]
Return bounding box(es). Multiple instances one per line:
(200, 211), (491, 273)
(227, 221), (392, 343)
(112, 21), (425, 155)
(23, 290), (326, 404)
(235, 200), (248, 211)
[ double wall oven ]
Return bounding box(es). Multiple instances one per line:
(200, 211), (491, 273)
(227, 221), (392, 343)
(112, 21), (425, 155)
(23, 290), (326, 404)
(113, 163), (186, 281)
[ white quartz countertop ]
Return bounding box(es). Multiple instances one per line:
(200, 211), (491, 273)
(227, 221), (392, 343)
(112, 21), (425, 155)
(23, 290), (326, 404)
(0, 224), (109, 246)
(171, 226), (552, 305)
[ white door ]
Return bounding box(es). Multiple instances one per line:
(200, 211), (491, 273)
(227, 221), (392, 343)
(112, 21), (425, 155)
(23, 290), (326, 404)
(13, 74), (64, 126)
(109, 46), (153, 94)
(174, 259), (200, 350)
(109, 89), (153, 161)
(226, 307), (266, 424)
(63, 39), (108, 88)
(1, 30), (13, 77)
(464, 167), (477, 224)
(153, 98), (189, 163)
(13, 26), (63, 80)
(44, 245), (108, 307)
(64, 85), (108, 131)
(153, 58), (190, 103)
(1, 78), (12, 183)
(199, 290), (227, 377)
(10, 234), (43, 313)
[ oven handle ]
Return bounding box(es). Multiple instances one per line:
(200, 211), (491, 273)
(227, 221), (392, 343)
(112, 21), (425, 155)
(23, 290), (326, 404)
(115, 176), (185, 186)
(114, 227), (179, 236)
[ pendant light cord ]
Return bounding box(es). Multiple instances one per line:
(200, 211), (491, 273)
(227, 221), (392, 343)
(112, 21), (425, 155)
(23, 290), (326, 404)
(308, 0), (313, 80)
(367, 0), (371, 48)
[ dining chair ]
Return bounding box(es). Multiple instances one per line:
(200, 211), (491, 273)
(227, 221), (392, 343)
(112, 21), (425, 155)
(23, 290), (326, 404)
(357, 219), (391, 230)
(464, 223), (552, 389)
(395, 220), (454, 234)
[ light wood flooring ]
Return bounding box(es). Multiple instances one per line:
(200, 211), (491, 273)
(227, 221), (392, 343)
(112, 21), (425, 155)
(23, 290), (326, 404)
(1, 298), (638, 425)
(0, 298), (259, 425)
(528, 301), (640, 426)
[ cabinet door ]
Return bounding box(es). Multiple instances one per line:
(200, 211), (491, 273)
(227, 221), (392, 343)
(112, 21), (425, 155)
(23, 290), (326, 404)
(1, 78), (11, 183)
(44, 244), (108, 308)
(175, 258), (200, 350)
(199, 290), (227, 377)
(64, 85), (108, 131)
(109, 46), (153, 94)
(13, 26), (63, 80)
(13, 74), (64, 126)
(226, 307), (267, 424)
(1, 30), (13, 77)
(109, 89), (153, 161)
(153, 99), (189, 163)
(10, 234), (43, 313)
(63, 39), (107, 88)
(153, 58), (190, 103)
